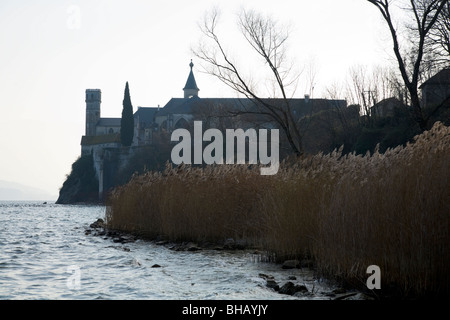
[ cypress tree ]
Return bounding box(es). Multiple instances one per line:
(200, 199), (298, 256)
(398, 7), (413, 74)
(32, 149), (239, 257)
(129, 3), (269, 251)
(121, 81), (134, 146)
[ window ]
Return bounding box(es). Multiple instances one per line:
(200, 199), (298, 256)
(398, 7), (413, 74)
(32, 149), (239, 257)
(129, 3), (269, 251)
(174, 118), (190, 130)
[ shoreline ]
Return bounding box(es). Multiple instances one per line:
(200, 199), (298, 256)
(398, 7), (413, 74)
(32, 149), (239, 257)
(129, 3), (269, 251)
(85, 218), (395, 300)
(103, 123), (449, 300)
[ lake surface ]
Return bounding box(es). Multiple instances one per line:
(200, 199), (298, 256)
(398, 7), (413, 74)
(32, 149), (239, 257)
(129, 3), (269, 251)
(0, 201), (338, 300)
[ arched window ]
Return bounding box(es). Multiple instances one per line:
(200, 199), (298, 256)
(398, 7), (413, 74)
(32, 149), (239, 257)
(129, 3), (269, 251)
(174, 118), (190, 130)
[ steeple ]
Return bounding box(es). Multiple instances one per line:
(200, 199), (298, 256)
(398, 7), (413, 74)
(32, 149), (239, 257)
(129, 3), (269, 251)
(183, 60), (199, 98)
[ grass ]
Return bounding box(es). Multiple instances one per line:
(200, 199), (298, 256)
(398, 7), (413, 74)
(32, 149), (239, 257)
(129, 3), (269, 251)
(106, 121), (449, 298)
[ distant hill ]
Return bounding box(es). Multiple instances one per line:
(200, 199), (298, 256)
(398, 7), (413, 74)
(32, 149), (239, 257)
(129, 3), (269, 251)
(0, 180), (56, 201)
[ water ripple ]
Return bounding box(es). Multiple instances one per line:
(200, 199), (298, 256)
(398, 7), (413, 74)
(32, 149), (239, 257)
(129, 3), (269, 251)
(0, 201), (335, 300)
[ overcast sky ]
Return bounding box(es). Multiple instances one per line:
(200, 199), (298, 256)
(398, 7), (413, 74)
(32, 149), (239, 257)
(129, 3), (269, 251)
(0, 0), (398, 199)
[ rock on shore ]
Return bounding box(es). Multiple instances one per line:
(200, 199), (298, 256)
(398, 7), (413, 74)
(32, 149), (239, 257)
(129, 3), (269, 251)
(85, 218), (136, 244)
(260, 273), (310, 297)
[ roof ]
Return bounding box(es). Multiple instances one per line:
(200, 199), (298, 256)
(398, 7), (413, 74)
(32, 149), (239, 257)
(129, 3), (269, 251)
(156, 97), (198, 116)
(81, 134), (121, 146)
(156, 97), (347, 118)
(96, 118), (121, 127)
(371, 97), (404, 108)
(420, 68), (450, 88)
(370, 97), (406, 116)
(183, 61), (199, 90)
(95, 109), (159, 128)
(134, 107), (159, 126)
(156, 97), (247, 116)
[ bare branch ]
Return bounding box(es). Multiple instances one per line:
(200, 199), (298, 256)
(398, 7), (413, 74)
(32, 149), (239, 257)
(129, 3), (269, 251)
(192, 7), (304, 155)
(367, 0), (448, 131)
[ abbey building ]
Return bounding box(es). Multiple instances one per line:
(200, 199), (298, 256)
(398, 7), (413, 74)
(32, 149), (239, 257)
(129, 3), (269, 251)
(81, 60), (348, 154)
(80, 60), (347, 198)
(81, 60), (202, 156)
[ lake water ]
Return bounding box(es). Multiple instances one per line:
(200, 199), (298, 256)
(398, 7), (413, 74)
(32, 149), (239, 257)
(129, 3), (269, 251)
(0, 201), (338, 300)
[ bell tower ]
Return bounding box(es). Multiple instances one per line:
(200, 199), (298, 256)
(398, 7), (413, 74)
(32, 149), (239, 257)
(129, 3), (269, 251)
(85, 89), (101, 136)
(183, 60), (200, 98)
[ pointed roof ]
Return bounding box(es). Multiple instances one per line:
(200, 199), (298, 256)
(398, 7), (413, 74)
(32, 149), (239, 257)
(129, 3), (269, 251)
(183, 60), (199, 90)
(420, 68), (450, 88)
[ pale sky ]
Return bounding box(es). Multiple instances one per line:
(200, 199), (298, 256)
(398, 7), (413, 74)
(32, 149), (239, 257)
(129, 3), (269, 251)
(0, 0), (396, 199)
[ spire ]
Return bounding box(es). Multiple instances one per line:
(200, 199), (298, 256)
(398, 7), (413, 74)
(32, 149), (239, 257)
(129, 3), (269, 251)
(183, 59), (199, 98)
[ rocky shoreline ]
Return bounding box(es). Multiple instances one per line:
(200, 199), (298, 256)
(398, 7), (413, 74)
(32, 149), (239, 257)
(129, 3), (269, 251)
(85, 218), (374, 300)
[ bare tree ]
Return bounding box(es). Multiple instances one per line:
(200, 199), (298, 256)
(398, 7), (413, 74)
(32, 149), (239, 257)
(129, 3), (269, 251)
(367, 0), (448, 131)
(346, 65), (405, 113)
(304, 56), (318, 99)
(193, 8), (304, 156)
(346, 65), (374, 121)
(325, 81), (360, 139)
(434, 1), (450, 56)
(422, 1), (450, 75)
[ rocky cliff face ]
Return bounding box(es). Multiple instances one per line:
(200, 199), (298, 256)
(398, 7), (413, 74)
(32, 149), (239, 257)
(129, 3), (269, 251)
(56, 154), (99, 204)
(57, 145), (167, 205)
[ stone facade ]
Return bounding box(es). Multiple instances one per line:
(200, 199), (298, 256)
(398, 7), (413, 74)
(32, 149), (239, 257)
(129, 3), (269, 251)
(85, 89), (101, 136)
(80, 60), (347, 199)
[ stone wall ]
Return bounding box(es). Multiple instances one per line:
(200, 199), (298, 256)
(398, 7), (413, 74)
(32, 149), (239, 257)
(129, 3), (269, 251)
(91, 145), (135, 201)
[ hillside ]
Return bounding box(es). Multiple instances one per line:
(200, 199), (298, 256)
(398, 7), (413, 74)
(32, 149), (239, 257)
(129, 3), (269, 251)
(0, 180), (56, 201)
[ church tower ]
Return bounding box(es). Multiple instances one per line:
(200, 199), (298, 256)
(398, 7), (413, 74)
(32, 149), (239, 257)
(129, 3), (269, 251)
(85, 89), (101, 136)
(183, 60), (199, 98)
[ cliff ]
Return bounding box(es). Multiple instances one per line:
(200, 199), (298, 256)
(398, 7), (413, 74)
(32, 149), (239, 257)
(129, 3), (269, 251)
(56, 154), (99, 204)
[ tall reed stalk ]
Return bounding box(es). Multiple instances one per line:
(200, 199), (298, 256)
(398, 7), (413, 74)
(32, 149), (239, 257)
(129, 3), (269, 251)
(106, 122), (449, 297)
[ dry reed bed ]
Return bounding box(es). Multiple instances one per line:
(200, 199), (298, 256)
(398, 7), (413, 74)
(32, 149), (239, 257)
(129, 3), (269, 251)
(106, 122), (449, 297)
